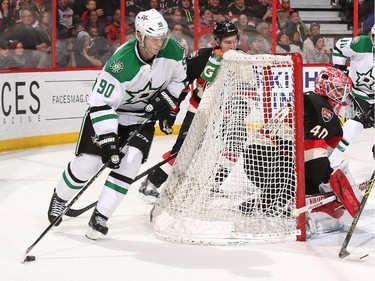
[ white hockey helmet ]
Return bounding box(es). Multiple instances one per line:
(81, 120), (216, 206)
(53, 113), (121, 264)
(135, 9), (169, 47)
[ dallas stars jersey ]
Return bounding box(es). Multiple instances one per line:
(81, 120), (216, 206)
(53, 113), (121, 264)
(332, 35), (374, 103)
(88, 38), (187, 136)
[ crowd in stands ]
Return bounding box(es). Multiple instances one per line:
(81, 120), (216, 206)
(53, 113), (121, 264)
(0, 0), (372, 69)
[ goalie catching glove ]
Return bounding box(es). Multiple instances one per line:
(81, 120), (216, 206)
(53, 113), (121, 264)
(97, 132), (121, 169)
(145, 90), (179, 121)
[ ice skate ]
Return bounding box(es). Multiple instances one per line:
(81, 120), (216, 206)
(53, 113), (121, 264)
(139, 177), (159, 203)
(86, 208), (108, 240)
(47, 188), (67, 226)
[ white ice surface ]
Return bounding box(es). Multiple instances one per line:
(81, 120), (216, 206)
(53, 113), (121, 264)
(0, 129), (374, 281)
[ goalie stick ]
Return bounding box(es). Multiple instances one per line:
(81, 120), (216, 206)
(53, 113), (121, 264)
(66, 151), (179, 217)
(292, 194), (337, 217)
(339, 170), (374, 260)
(21, 117), (151, 263)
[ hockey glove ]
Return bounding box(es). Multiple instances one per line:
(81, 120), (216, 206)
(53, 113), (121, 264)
(145, 90), (179, 121)
(159, 109), (178, 135)
(97, 133), (121, 169)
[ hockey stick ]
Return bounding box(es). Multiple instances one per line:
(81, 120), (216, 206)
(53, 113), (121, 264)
(339, 170), (374, 260)
(66, 151), (179, 217)
(20, 117), (151, 263)
(292, 194), (337, 217)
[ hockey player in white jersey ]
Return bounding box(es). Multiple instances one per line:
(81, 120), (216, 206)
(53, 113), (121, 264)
(330, 25), (374, 165)
(47, 9), (187, 240)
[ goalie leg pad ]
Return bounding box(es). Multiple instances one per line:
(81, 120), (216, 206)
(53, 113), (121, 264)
(307, 201), (344, 236)
(329, 169), (361, 217)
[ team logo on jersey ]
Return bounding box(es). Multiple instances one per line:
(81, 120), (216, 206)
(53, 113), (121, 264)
(321, 108), (334, 122)
(356, 67), (374, 90)
(110, 60), (124, 74)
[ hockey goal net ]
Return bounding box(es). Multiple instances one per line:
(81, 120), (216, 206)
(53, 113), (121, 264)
(151, 50), (305, 244)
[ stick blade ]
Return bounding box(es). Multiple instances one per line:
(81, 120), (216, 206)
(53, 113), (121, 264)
(20, 252), (28, 264)
(339, 249), (369, 260)
(339, 248), (350, 259)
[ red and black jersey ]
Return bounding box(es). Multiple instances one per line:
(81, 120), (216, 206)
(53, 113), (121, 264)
(304, 91), (343, 194)
(304, 91), (343, 153)
(182, 47), (215, 110)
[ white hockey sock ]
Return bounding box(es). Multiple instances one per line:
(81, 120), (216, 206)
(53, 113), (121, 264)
(329, 119), (364, 168)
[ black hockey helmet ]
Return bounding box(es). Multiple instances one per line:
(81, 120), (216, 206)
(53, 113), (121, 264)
(212, 21), (239, 43)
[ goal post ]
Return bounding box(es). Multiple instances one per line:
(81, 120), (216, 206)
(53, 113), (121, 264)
(151, 50), (306, 244)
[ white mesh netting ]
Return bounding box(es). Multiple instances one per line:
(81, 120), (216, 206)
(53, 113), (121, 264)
(151, 51), (303, 245)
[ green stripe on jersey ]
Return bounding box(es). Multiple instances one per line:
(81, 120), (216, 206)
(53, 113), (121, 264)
(104, 180), (128, 194)
(91, 114), (118, 124)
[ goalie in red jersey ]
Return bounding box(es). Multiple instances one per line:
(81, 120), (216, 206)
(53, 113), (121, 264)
(240, 67), (363, 236)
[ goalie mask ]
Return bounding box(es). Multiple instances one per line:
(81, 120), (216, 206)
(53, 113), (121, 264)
(315, 67), (352, 105)
(212, 21), (239, 44)
(135, 9), (170, 49)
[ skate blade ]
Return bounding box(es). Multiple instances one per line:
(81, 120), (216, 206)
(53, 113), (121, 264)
(139, 193), (158, 204)
(85, 227), (103, 241)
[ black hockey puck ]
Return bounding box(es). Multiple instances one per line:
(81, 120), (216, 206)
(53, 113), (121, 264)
(25, 255), (36, 262)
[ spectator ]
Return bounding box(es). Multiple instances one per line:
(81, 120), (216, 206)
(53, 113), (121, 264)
(306, 34), (330, 64)
(34, 10), (51, 46)
(247, 36), (263, 54)
(254, 21), (272, 53)
(124, 0), (142, 18)
(287, 30), (303, 50)
(1, 9), (50, 67)
(276, 0), (291, 31)
(227, 0), (253, 22)
(14, 0), (42, 23)
(205, 0), (227, 21)
(171, 23), (189, 55)
(0, 38), (10, 68)
(96, 0), (120, 23)
(179, 0), (194, 30)
(101, 37), (120, 65)
(33, 9), (52, 67)
(167, 7), (185, 28)
(57, 0), (74, 39)
(197, 6), (215, 40)
(8, 40), (35, 68)
(303, 22), (329, 54)
(156, 0), (175, 14)
(81, 0), (99, 21)
(362, 4), (373, 34)
(87, 25), (108, 56)
(0, 0), (14, 32)
(276, 31), (305, 59)
(285, 9), (309, 43)
(253, 0), (272, 23)
(235, 13), (256, 32)
(68, 30), (102, 67)
(105, 8), (125, 43)
(84, 9), (106, 37)
(145, 0), (160, 10)
(56, 23), (86, 67)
